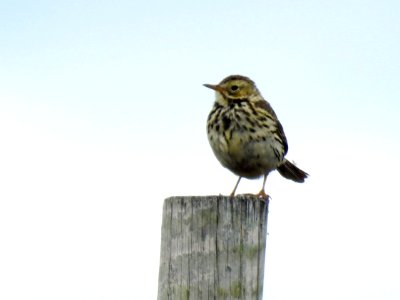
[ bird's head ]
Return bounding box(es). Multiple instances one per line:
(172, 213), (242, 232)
(204, 75), (261, 106)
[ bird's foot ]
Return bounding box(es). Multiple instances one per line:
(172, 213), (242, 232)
(256, 189), (270, 200)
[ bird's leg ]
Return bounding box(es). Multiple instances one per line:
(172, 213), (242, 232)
(230, 176), (242, 197)
(257, 174), (269, 199)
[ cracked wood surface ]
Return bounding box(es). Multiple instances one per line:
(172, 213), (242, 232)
(158, 195), (269, 300)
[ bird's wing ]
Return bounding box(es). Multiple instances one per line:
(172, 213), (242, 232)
(255, 100), (288, 155)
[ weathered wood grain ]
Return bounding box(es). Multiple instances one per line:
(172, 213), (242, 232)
(158, 195), (269, 300)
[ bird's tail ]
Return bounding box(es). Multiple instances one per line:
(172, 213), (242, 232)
(277, 159), (308, 183)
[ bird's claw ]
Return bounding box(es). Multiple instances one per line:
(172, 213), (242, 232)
(257, 190), (270, 200)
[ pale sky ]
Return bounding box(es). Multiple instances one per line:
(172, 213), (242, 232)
(1, 1), (400, 299)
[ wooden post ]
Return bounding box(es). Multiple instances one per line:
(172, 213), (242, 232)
(157, 195), (269, 300)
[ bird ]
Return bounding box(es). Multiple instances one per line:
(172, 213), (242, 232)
(204, 75), (308, 198)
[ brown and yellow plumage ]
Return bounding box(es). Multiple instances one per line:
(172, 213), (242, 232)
(204, 75), (308, 198)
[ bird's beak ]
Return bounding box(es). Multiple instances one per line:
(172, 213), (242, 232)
(203, 83), (224, 93)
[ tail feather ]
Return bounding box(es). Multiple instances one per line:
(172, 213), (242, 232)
(277, 159), (308, 183)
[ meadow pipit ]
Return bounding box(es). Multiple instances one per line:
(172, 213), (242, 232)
(205, 75), (308, 198)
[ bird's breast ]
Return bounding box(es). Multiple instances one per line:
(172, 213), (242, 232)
(207, 104), (284, 178)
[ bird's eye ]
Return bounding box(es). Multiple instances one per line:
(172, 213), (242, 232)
(231, 85), (239, 91)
